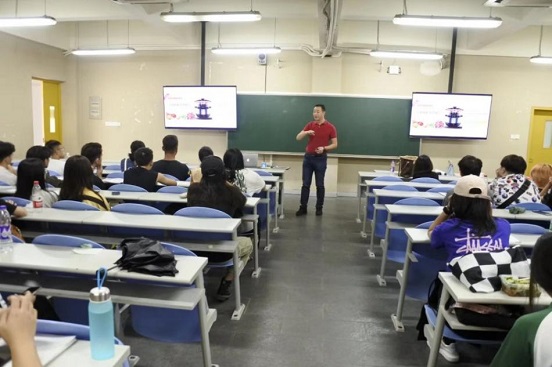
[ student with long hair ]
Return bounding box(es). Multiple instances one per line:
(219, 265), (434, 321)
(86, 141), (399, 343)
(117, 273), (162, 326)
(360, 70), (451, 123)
(60, 155), (110, 211)
(187, 155), (253, 301)
(412, 154), (439, 180)
(120, 140), (145, 171)
(490, 232), (552, 367)
(223, 148), (265, 196)
(15, 158), (58, 208)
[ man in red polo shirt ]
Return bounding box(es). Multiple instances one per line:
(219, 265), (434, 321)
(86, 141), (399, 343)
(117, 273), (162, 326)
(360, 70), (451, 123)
(295, 104), (338, 216)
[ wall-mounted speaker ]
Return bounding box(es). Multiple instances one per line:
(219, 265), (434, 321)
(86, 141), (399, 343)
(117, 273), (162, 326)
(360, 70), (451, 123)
(258, 53), (267, 65)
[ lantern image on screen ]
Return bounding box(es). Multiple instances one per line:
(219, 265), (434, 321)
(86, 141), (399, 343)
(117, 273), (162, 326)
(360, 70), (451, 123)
(195, 98), (212, 120)
(445, 106), (463, 128)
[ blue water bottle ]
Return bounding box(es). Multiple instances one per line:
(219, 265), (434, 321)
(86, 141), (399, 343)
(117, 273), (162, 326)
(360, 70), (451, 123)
(89, 267), (114, 360)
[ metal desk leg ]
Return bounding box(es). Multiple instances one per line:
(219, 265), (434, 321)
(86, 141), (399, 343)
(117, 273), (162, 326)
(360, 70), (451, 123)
(263, 197), (272, 252)
(391, 239), (413, 332)
(195, 274), (218, 367)
(279, 174), (285, 219)
(356, 177), (363, 223)
(427, 288), (450, 367)
(361, 193), (369, 238)
(367, 196), (379, 258)
(377, 212), (392, 286)
(231, 249), (246, 320)
(251, 219), (261, 278)
(273, 185), (280, 233)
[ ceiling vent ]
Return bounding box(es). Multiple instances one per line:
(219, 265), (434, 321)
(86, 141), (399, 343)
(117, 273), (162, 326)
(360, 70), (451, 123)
(484, 0), (552, 7)
(112, 0), (183, 4)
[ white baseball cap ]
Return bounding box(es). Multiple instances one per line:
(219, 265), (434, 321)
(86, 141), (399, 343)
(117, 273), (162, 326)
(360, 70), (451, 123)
(453, 174), (490, 200)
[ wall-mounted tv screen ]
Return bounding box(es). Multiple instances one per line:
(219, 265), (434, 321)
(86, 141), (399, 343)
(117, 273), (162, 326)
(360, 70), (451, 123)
(409, 92), (493, 140)
(163, 85), (237, 130)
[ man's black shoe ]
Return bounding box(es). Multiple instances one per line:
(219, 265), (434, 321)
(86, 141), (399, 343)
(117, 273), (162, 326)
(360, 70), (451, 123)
(216, 278), (232, 302)
(315, 208), (323, 216)
(296, 207), (307, 216)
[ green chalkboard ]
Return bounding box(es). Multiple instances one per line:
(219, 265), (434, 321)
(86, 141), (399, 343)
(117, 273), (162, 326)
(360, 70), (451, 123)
(227, 94), (420, 156)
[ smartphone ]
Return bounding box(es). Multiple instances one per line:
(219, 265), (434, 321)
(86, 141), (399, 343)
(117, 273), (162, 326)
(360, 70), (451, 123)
(22, 286), (40, 295)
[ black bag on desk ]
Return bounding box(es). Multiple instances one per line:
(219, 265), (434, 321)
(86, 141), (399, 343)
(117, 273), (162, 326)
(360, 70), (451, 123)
(116, 237), (178, 277)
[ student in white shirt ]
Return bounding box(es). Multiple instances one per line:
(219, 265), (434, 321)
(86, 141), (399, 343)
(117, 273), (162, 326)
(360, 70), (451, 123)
(0, 141), (17, 186)
(223, 148), (265, 196)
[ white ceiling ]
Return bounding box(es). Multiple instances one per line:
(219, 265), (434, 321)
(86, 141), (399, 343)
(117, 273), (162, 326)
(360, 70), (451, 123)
(2, 0), (552, 56)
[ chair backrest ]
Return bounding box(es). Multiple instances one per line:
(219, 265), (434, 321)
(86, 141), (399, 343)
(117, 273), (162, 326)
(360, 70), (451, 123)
(161, 242), (196, 256)
(32, 234), (104, 248)
(374, 197), (437, 239)
(11, 236), (24, 243)
(509, 202), (552, 211)
(1, 196), (31, 207)
(92, 185), (101, 191)
(109, 183), (147, 192)
(394, 197), (440, 207)
(0, 180), (10, 186)
(385, 221), (433, 265)
(510, 223), (549, 234)
(112, 203), (164, 215)
(427, 186), (452, 193)
(411, 177), (441, 184)
(157, 186), (187, 194)
(174, 207), (231, 218)
(104, 164), (121, 171)
(106, 172), (124, 179)
(382, 184), (418, 192)
(53, 200), (100, 211)
(160, 173), (178, 181)
(373, 176), (403, 182)
(47, 169), (61, 177)
(253, 170), (273, 177)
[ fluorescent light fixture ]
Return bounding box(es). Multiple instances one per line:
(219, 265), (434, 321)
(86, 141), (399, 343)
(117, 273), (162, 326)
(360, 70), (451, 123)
(161, 11), (262, 23)
(530, 56), (552, 64)
(393, 14), (502, 29)
(0, 15), (56, 27)
(70, 48), (136, 56)
(211, 47), (281, 55)
(370, 50), (443, 60)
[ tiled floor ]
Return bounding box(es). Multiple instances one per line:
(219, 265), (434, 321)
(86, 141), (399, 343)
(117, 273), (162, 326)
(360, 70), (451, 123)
(121, 196), (498, 366)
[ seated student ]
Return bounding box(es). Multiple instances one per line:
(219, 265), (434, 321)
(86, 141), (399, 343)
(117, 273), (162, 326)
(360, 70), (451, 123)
(124, 147), (177, 192)
(190, 146), (213, 183)
(187, 156), (253, 301)
(81, 142), (105, 190)
(223, 148), (265, 196)
(443, 155), (483, 206)
(26, 145), (62, 188)
(0, 141), (17, 186)
(490, 232), (552, 367)
(412, 154), (439, 180)
(0, 292), (41, 367)
(15, 158), (58, 208)
(152, 135), (190, 181)
(0, 198), (27, 218)
(120, 140), (145, 171)
(489, 154), (540, 208)
(60, 156), (110, 211)
(530, 163), (552, 208)
(45, 140), (66, 176)
(420, 175), (511, 362)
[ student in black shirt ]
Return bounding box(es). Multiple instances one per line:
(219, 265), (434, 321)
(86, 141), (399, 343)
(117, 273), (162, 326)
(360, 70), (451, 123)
(152, 135), (190, 181)
(187, 155), (253, 301)
(81, 142), (105, 190)
(124, 147), (177, 192)
(0, 199), (26, 218)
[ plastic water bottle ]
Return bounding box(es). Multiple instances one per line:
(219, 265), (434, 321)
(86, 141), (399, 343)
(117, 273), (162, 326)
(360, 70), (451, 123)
(0, 205), (13, 254)
(446, 161), (455, 176)
(89, 268), (114, 360)
(31, 181), (43, 212)
(390, 160), (396, 173)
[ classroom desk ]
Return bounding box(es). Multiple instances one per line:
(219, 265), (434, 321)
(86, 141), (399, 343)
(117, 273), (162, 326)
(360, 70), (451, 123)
(391, 228), (542, 333)
(365, 189), (446, 255)
(100, 191), (264, 278)
(0, 186), (15, 195)
(0, 244), (217, 367)
(259, 167), (289, 219)
(355, 171), (458, 223)
(52, 341), (130, 367)
(15, 209), (247, 321)
(427, 272), (552, 367)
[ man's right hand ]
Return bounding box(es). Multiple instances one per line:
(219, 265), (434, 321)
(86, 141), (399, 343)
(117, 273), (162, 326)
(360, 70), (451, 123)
(305, 130), (315, 136)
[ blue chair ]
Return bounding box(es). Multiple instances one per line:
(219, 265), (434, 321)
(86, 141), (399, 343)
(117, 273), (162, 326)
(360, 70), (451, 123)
(36, 320), (130, 367)
(1, 196), (31, 207)
(32, 235), (104, 325)
(93, 185), (101, 192)
(104, 164), (121, 171)
(53, 200), (99, 211)
(109, 184), (147, 193)
(427, 186), (452, 193)
(253, 170), (277, 228)
(0, 181), (10, 186)
(411, 177), (441, 184)
(155, 186), (187, 212)
(11, 236), (24, 243)
(365, 177), (408, 224)
(109, 204), (164, 238)
(106, 172), (124, 179)
(129, 242), (203, 343)
(47, 170), (61, 177)
(173, 207), (234, 267)
(510, 223), (548, 257)
(508, 202), (551, 211)
(160, 173), (178, 181)
(507, 202), (552, 228)
(372, 185), (420, 240)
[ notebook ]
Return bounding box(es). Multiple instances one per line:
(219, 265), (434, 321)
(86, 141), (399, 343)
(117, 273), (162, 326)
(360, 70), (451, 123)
(243, 153), (259, 168)
(0, 334), (77, 366)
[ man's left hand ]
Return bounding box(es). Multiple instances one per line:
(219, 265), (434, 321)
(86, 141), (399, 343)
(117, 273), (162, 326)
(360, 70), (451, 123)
(315, 147), (325, 154)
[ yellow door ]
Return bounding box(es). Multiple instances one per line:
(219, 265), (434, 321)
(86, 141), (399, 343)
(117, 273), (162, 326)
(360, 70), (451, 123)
(42, 80), (62, 143)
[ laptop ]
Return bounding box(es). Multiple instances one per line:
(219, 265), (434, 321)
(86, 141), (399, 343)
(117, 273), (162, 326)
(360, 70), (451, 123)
(243, 153), (259, 168)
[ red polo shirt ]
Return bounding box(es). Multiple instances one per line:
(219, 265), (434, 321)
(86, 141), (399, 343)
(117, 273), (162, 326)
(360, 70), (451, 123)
(303, 120), (337, 154)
